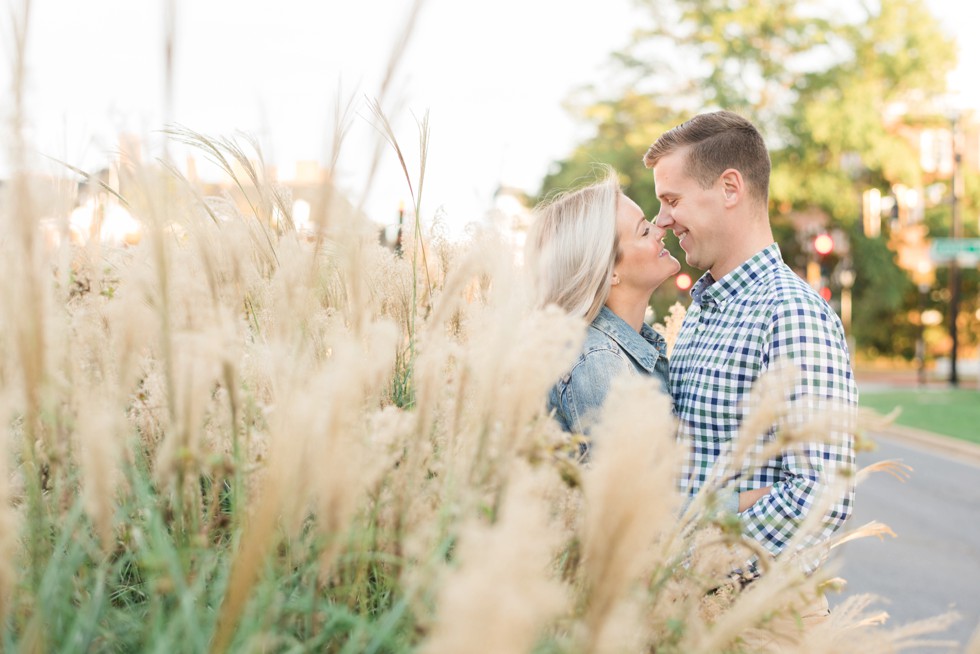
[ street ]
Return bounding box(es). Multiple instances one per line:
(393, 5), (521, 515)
(831, 433), (980, 652)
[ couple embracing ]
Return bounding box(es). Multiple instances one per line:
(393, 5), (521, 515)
(527, 111), (857, 622)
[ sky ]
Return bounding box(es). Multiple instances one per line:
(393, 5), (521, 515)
(2, 0), (978, 235)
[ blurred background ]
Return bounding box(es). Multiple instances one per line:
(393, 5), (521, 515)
(2, 0), (979, 647)
(2, 0), (978, 381)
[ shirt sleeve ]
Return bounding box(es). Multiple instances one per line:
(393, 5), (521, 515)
(558, 348), (634, 438)
(738, 295), (857, 559)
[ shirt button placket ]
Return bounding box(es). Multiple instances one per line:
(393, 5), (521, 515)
(696, 304), (710, 335)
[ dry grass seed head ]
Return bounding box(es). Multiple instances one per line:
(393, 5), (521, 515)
(213, 314), (401, 649)
(798, 593), (960, 654)
(680, 562), (818, 653)
(579, 375), (681, 648)
(421, 464), (567, 654)
(652, 300), (687, 357)
(264, 233), (321, 338)
(151, 327), (229, 489)
(438, 260), (584, 488)
(687, 526), (760, 593)
(586, 594), (651, 654)
(99, 264), (161, 396)
(75, 390), (125, 551)
(823, 520), (896, 552)
(854, 459), (912, 486)
(267, 318), (398, 548)
(364, 243), (418, 328)
(966, 622), (980, 654)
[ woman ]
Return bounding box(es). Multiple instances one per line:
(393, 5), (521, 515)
(526, 168), (679, 440)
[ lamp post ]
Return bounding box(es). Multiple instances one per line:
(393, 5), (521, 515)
(839, 268), (855, 332)
(948, 112), (963, 387)
(917, 283), (928, 386)
(913, 260), (934, 387)
(839, 267), (856, 358)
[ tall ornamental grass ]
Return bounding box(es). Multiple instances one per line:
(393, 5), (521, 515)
(2, 130), (968, 653)
(1, 4), (970, 653)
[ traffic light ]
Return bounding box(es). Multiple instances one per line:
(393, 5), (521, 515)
(807, 233), (833, 288)
(808, 233), (836, 300)
(813, 233), (834, 256)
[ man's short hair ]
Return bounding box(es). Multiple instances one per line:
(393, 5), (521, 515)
(643, 110), (770, 204)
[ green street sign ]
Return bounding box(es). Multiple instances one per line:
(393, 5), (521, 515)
(930, 238), (980, 263)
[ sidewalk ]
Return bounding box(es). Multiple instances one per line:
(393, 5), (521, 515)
(871, 422), (980, 468)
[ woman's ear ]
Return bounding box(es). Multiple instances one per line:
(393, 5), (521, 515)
(610, 271), (621, 286)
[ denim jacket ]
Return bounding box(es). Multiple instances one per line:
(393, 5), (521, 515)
(549, 305), (670, 438)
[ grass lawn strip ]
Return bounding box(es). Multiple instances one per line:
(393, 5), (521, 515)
(860, 389), (980, 445)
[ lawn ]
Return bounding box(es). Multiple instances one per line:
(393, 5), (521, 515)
(860, 388), (980, 445)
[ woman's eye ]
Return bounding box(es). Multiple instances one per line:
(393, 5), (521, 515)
(642, 227), (651, 236)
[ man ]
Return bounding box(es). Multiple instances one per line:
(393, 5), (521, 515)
(643, 111), (857, 575)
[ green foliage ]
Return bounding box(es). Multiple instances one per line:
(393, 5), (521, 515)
(626, 0), (833, 121)
(539, 92), (684, 211)
(0, 452), (425, 653)
(849, 224), (917, 357)
(539, 0), (964, 358)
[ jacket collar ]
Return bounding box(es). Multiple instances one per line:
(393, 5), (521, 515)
(591, 305), (667, 373)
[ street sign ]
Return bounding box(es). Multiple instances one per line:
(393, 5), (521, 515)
(930, 238), (980, 264)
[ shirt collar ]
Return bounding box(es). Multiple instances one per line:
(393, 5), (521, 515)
(689, 243), (782, 308)
(591, 305), (667, 373)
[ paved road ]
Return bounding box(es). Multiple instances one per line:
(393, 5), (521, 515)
(831, 433), (980, 652)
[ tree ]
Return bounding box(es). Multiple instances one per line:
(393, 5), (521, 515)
(538, 0), (960, 357)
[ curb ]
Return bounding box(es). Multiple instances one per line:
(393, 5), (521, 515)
(870, 424), (980, 468)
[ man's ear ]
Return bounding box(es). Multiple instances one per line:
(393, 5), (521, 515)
(720, 169), (743, 207)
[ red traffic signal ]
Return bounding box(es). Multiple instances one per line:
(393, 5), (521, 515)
(814, 233), (834, 256)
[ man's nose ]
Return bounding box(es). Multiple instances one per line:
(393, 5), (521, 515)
(654, 209), (672, 227)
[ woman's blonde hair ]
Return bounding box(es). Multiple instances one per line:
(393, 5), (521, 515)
(526, 168), (620, 323)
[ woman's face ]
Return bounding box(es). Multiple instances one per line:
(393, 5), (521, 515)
(613, 193), (680, 294)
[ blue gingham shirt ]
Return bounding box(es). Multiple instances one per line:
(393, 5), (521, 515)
(671, 244), (856, 559)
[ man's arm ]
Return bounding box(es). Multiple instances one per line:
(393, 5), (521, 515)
(738, 295), (857, 558)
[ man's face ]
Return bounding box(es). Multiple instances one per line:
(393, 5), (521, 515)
(652, 147), (727, 274)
